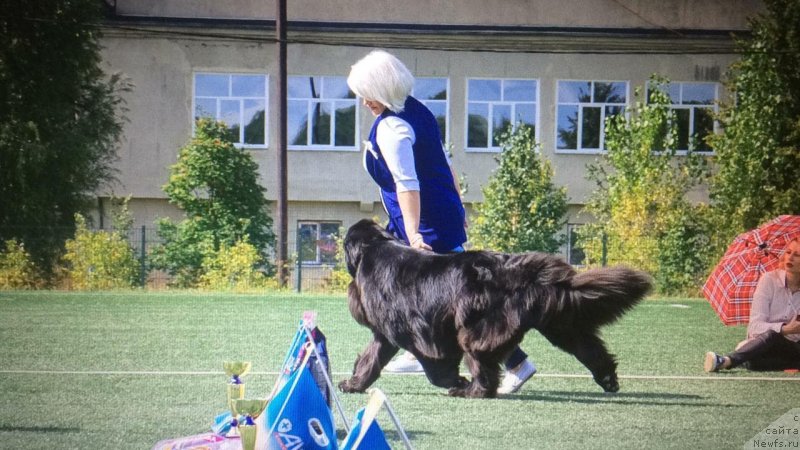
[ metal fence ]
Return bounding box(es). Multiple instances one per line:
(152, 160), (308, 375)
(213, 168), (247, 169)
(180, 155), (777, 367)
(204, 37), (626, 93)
(0, 224), (341, 292)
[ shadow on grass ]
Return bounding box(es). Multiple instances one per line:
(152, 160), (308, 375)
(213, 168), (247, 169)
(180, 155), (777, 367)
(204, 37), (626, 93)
(0, 424), (81, 433)
(507, 390), (732, 407)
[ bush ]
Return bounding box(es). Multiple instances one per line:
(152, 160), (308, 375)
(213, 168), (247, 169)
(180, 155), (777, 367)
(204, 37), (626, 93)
(151, 119), (275, 287)
(470, 124), (568, 252)
(322, 229), (350, 293)
(581, 77), (712, 295)
(199, 239), (277, 291)
(63, 214), (138, 290)
(0, 239), (39, 289)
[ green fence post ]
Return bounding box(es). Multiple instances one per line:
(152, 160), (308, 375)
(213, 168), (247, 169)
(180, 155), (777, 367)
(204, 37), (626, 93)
(601, 232), (608, 267)
(139, 225), (146, 287)
(295, 227), (302, 293)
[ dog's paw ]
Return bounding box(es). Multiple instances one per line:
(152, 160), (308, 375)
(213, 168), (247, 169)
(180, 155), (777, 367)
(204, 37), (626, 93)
(595, 374), (619, 393)
(338, 379), (366, 393)
(447, 386), (467, 397)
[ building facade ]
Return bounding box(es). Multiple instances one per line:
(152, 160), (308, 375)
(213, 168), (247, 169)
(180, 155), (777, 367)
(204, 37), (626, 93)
(98, 0), (764, 268)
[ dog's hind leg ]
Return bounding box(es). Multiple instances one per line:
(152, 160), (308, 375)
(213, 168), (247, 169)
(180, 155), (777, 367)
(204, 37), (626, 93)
(338, 334), (399, 393)
(446, 352), (501, 398)
(417, 356), (468, 392)
(539, 328), (620, 393)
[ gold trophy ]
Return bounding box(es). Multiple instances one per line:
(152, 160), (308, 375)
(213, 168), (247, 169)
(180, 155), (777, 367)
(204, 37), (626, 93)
(223, 361), (251, 435)
(232, 398), (268, 450)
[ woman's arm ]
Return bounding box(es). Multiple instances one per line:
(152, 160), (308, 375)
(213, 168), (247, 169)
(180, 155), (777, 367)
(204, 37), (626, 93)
(397, 190), (431, 250)
(748, 272), (783, 337)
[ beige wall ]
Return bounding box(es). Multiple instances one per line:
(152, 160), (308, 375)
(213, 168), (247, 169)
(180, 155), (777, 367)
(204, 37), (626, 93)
(114, 0), (761, 30)
(101, 37), (736, 205)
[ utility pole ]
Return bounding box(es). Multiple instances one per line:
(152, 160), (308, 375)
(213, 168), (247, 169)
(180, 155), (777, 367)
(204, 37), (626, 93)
(276, 0), (289, 287)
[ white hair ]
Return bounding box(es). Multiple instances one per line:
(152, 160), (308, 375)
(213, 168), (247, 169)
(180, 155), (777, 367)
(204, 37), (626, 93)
(347, 50), (414, 113)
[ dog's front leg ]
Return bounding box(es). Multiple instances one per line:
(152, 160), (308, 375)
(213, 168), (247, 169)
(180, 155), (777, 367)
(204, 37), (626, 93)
(447, 352), (501, 398)
(338, 333), (398, 393)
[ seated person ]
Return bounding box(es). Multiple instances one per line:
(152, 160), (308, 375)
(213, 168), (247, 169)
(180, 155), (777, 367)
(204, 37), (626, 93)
(705, 238), (800, 372)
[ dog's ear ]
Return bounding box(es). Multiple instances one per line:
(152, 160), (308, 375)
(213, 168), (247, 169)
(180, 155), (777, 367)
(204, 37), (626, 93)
(344, 219), (372, 276)
(344, 219), (395, 276)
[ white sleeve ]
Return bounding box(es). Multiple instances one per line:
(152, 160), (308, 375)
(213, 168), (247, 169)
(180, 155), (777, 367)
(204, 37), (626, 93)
(376, 117), (419, 192)
(747, 272), (784, 337)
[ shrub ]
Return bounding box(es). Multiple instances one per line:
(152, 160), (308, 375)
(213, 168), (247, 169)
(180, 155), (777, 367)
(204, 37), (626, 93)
(0, 239), (38, 290)
(63, 214), (138, 290)
(322, 229), (350, 293)
(199, 239), (276, 291)
(470, 124), (568, 253)
(152, 119), (275, 287)
(581, 76), (712, 295)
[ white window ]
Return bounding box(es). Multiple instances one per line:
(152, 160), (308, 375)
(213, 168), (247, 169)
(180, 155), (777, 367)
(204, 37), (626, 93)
(648, 82), (718, 152)
(193, 73), (268, 147)
(414, 77), (450, 143)
(288, 76), (357, 150)
(556, 80), (628, 153)
(297, 221), (341, 265)
(466, 78), (538, 152)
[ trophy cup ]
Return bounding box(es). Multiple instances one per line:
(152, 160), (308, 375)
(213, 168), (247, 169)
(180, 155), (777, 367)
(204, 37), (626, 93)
(223, 361), (252, 435)
(232, 398), (269, 450)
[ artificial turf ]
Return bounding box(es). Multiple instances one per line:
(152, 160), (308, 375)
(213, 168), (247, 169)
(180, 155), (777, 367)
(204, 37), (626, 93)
(0, 291), (797, 449)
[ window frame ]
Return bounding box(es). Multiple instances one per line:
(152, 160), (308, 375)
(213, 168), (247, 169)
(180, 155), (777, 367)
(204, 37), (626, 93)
(555, 79), (629, 155)
(287, 76), (359, 152)
(296, 220), (342, 266)
(465, 77), (540, 153)
(192, 72), (269, 149)
(647, 81), (719, 154)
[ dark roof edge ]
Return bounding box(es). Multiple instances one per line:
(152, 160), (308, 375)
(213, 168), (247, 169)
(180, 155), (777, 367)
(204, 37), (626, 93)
(104, 14), (748, 39)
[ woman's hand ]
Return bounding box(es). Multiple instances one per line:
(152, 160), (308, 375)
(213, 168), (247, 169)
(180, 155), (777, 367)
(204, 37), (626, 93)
(781, 316), (800, 335)
(410, 233), (432, 251)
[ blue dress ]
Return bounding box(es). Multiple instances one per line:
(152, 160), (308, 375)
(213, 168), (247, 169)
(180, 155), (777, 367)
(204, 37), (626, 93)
(363, 96), (466, 253)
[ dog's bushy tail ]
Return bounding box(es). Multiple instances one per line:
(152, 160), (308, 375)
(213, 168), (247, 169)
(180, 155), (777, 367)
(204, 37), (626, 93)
(567, 266), (653, 327)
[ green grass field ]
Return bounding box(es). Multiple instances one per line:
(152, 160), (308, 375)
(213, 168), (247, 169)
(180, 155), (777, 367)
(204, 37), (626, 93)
(1, 291), (798, 449)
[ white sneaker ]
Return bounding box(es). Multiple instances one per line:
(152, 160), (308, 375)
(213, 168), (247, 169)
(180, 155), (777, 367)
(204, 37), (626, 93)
(384, 351), (424, 373)
(497, 359), (537, 394)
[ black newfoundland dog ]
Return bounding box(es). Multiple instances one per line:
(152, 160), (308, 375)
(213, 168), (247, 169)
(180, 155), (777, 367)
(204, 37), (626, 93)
(338, 219), (652, 398)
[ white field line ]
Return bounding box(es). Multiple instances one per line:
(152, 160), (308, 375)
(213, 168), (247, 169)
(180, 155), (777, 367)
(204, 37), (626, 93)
(0, 369), (798, 382)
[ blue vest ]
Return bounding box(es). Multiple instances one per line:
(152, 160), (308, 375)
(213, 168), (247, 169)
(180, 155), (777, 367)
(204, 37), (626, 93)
(364, 96), (467, 253)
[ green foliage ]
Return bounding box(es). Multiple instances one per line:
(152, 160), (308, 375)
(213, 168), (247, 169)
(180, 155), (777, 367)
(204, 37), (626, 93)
(322, 228), (350, 293)
(708, 0), (800, 254)
(0, 239), (39, 290)
(582, 77), (712, 295)
(0, 0), (131, 272)
(199, 239), (277, 291)
(151, 119), (275, 287)
(63, 214), (138, 290)
(470, 124), (568, 253)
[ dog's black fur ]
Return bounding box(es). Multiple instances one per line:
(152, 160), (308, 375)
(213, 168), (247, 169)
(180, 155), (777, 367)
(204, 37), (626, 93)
(338, 219), (653, 398)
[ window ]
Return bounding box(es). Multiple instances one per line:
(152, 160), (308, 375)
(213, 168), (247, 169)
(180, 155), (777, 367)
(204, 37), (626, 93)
(648, 82), (718, 152)
(556, 80), (628, 153)
(466, 78), (538, 151)
(297, 221), (341, 265)
(288, 76), (357, 150)
(567, 224), (586, 266)
(194, 73), (267, 147)
(414, 77), (449, 143)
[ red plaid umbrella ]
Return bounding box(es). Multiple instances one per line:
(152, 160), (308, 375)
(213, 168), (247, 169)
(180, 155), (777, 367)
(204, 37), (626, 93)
(703, 215), (800, 325)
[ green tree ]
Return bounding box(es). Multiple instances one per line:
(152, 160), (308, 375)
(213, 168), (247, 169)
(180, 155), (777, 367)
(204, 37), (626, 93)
(581, 77), (712, 294)
(708, 0), (800, 253)
(471, 124), (568, 253)
(0, 0), (130, 273)
(151, 119), (275, 287)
